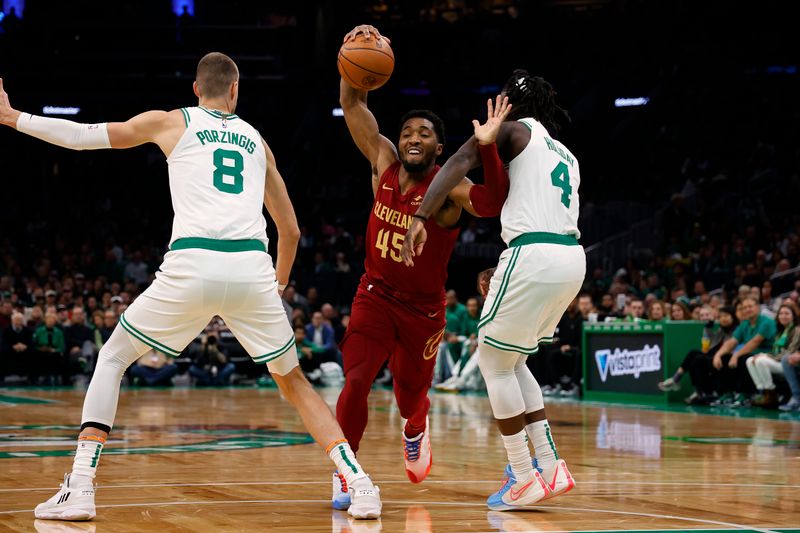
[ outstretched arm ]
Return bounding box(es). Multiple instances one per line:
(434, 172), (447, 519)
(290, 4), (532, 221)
(0, 78), (184, 155)
(262, 140), (301, 294)
(400, 96), (514, 265)
(338, 25), (398, 195)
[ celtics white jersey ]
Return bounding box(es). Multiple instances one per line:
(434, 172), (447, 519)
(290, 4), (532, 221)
(500, 117), (581, 245)
(166, 106), (268, 247)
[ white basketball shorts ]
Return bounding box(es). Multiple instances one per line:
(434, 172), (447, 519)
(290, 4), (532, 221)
(479, 240), (585, 355)
(119, 246), (297, 375)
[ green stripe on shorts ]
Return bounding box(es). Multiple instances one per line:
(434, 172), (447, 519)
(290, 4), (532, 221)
(119, 314), (181, 357)
(478, 247), (521, 330)
(484, 335), (540, 355)
(252, 336), (295, 364)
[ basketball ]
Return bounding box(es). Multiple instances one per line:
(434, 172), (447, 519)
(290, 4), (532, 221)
(338, 34), (394, 91)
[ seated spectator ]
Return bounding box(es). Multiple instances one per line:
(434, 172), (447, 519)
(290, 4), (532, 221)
(294, 326), (327, 384)
(746, 303), (800, 408)
(711, 296), (776, 407)
(628, 299), (645, 320)
(1, 311), (33, 380)
(779, 351), (800, 411)
(435, 290), (468, 383)
(647, 300), (667, 321)
(188, 333), (235, 386)
(64, 307), (96, 374)
(129, 350), (178, 386)
(535, 298), (583, 397)
(100, 310), (117, 344)
(659, 306), (738, 404)
(435, 297), (483, 392)
(33, 311), (67, 383)
(305, 311), (339, 364)
(670, 301), (691, 321)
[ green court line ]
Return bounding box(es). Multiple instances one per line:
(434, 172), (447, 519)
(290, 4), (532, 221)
(0, 394), (55, 405)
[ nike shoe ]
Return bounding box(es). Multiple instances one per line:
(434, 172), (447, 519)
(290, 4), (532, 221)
(503, 457), (542, 479)
(486, 469), (549, 511)
(542, 459), (576, 500)
(348, 478), (382, 520)
(34, 474), (96, 521)
(332, 471), (351, 510)
(403, 417), (432, 483)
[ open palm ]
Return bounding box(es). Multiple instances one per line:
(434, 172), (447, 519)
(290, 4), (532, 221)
(472, 95), (512, 145)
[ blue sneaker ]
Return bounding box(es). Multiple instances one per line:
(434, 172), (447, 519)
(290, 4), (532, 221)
(331, 471), (351, 510)
(503, 457), (542, 479)
(487, 467), (549, 511)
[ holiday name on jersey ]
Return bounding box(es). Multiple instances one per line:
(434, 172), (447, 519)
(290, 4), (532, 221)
(195, 129), (257, 154)
(373, 200), (413, 230)
(544, 136), (575, 167)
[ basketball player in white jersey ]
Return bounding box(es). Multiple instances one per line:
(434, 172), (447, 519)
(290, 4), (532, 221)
(0, 53), (381, 520)
(401, 71), (585, 510)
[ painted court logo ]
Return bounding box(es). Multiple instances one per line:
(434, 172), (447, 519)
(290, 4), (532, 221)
(0, 425), (313, 459)
(595, 344), (661, 382)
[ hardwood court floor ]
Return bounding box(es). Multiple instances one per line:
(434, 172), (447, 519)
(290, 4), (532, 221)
(0, 386), (799, 532)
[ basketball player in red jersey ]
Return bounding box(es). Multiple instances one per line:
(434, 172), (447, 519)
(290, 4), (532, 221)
(331, 25), (507, 510)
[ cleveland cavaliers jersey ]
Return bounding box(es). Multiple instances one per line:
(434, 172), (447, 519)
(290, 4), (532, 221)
(364, 162), (459, 301)
(500, 117), (581, 245)
(166, 106), (268, 247)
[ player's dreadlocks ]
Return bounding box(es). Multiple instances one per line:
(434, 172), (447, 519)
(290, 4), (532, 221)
(502, 69), (570, 138)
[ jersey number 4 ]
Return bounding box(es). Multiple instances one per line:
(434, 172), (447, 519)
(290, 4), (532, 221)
(375, 228), (404, 263)
(213, 148), (244, 194)
(550, 161), (572, 208)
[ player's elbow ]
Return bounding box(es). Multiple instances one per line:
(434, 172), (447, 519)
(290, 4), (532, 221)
(280, 223), (301, 244)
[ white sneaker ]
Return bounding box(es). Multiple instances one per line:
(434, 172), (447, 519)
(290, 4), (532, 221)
(403, 417), (432, 483)
(542, 459), (576, 500)
(348, 479), (382, 519)
(34, 474), (96, 521)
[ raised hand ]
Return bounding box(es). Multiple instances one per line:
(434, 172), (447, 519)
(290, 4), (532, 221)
(343, 24), (391, 45)
(0, 78), (21, 128)
(400, 218), (427, 267)
(471, 95), (512, 146)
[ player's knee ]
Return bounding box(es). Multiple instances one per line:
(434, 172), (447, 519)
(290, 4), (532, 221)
(272, 367), (311, 404)
(344, 372), (373, 396)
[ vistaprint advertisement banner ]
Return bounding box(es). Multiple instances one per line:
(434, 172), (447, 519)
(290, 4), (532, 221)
(586, 334), (663, 394)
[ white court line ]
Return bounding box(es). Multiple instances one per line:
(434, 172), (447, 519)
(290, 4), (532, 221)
(0, 499), (783, 532)
(2, 479), (798, 492)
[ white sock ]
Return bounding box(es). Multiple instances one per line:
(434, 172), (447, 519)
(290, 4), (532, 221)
(70, 436), (105, 486)
(526, 419), (559, 480)
(327, 440), (368, 488)
(501, 430), (533, 481)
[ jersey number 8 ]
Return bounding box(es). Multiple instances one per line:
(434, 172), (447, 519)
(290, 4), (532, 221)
(213, 148), (244, 194)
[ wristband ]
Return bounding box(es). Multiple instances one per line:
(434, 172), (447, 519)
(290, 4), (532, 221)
(412, 214), (428, 223)
(277, 283), (287, 291)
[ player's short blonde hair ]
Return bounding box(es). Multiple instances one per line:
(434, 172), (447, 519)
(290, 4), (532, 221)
(196, 52), (239, 98)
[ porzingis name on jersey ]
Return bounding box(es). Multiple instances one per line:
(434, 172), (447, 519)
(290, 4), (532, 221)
(195, 129), (257, 154)
(373, 200), (413, 230)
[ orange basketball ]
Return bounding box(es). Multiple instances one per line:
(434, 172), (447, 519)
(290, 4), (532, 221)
(338, 34), (395, 91)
